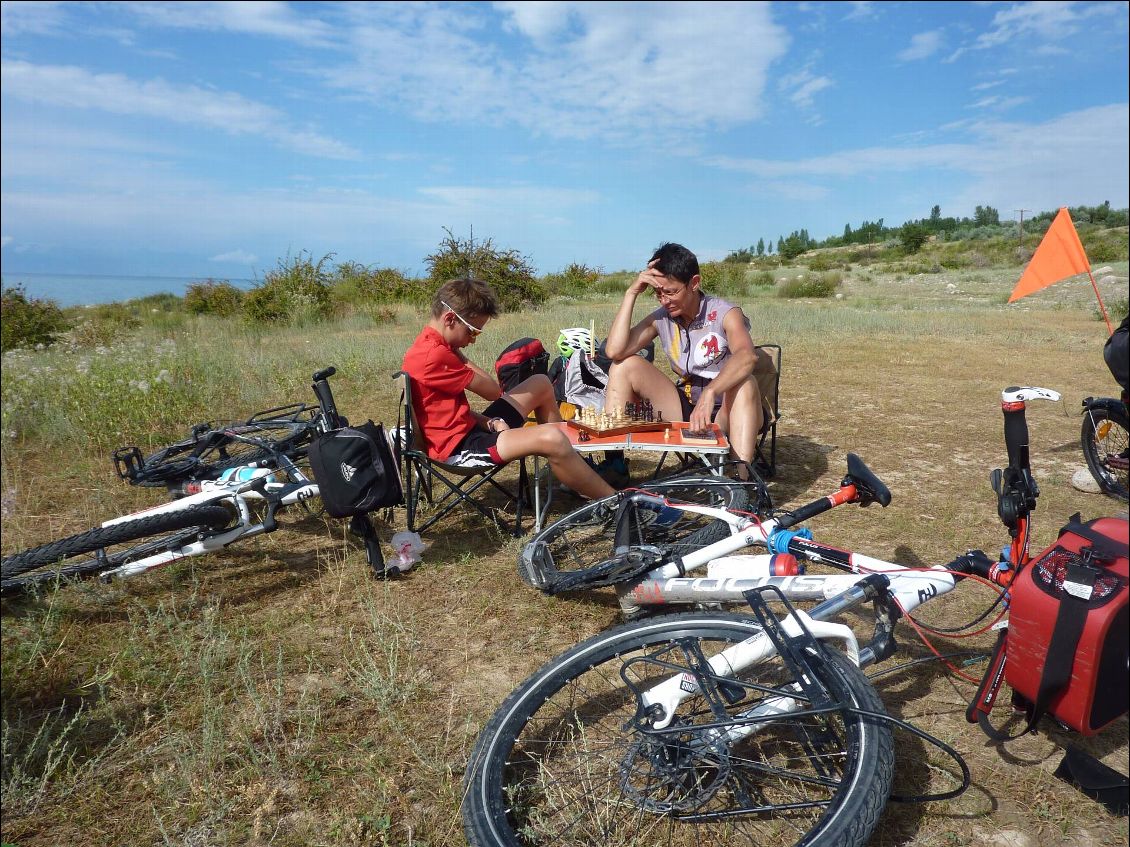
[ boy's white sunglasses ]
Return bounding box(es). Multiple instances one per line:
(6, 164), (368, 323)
(440, 300), (483, 337)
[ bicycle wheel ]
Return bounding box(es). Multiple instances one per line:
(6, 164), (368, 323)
(134, 418), (317, 487)
(520, 476), (757, 593)
(463, 612), (893, 847)
(1081, 403), (1129, 501)
(1, 504), (233, 596)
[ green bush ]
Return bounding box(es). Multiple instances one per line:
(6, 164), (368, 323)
(425, 229), (544, 312)
(1100, 297), (1128, 324)
(65, 302), (143, 348)
(185, 279), (245, 316)
(751, 270), (776, 287)
(899, 223), (931, 254)
(777, 272), (841, 299)
(332, 264), (425, 310)
(1, 285), (70, 352)
(243, 252), (335, 325)
(700, 261), (747, 297)
(805, 253), (840, 272)
(542, 263), (603, 297)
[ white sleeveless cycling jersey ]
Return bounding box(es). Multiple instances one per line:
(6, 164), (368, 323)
(649, 293), (748, 402)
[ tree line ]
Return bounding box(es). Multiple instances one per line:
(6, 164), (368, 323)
(725, 201), (1130, 262)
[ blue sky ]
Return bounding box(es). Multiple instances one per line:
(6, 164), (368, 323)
(2, 1), (1128, 282)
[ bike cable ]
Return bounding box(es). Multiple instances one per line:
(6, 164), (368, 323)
(848, 705), (973, 803)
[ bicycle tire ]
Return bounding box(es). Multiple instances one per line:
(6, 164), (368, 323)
(133, 418), (317, 487)
(1081, 403), (1129, 501)
(463, 612), (894, 847)
(1, 504), (233, 596)
(520, 476), (756, 593)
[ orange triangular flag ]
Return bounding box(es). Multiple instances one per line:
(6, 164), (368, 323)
(1008, 207), (1092, 302)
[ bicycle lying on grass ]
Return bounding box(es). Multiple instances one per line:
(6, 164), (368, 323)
(462, 386), (1129, 847)
(1, 367), (387, 597)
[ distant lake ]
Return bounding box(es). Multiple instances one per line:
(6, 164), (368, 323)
(1, 272), (256, 307)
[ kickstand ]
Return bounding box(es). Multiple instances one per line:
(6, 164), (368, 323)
(348, 513), (387, 578)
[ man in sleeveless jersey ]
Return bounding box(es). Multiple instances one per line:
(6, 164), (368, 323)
(603, 243), (770, 477)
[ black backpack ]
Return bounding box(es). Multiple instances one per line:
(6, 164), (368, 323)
(308, 421), (403, 518)
(495, 337), (549, 391)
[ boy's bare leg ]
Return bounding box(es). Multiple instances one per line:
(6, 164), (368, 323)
(605, 357), (684, 421)
(495, 424), (614, 500)
(501, 374), (562, 423)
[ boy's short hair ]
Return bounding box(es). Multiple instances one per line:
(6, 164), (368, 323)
(431, 277), (500, 319)
(649, 242), (700, 284)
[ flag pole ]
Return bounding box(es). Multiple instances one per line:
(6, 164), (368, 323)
(1086, 268), (1114, 335)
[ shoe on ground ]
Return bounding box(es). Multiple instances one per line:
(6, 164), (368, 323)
(595, 455), (631, 488)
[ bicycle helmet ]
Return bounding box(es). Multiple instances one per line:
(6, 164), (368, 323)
(557, 327), (593, 358)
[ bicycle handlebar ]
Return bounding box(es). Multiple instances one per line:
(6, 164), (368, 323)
(773, 453), (891, 531)
(311, 366), (342, 429)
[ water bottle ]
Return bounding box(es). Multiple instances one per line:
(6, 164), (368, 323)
(218, 465), (262, 484)
(707, 553), (803, 579)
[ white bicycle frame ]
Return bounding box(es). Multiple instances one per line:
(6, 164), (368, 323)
(99, 463), (319, 580)
(614, 505), (957, 616)
(618, 386), (1063, 734)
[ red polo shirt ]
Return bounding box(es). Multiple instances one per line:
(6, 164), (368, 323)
(402, 326), (477, 460)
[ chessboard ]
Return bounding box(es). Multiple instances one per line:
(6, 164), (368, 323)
(566, 402), (672, 440)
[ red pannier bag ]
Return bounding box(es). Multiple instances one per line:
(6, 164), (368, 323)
(1005, 514), (1129, 735)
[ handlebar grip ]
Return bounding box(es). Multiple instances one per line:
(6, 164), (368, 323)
(311, 366), (341, 429)
(1002, 406), (1029, 472)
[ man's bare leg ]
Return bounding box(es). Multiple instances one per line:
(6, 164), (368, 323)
(605, 357), (684, 421)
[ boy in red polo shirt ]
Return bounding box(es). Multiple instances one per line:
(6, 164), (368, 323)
(402, 278), (615, 501)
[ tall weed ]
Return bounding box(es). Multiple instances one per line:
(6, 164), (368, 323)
(244, 252), (335, 326)
(1, 286), (70, 352)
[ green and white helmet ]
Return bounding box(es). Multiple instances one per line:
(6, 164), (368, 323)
(556, 327), (592, 358)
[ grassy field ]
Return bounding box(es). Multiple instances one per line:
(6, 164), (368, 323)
(2, 259), (1128, 847)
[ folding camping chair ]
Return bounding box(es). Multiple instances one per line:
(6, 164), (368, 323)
(392, 371), (534, 536)
(753, 343), (781, 477)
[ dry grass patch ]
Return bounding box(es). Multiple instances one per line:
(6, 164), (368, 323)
(3, 279), (1129, 846)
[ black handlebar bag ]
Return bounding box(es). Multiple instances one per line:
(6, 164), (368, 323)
(309, 421), (403, 518)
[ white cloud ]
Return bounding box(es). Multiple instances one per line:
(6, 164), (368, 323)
(967, 95), (1030, 112)
(1, 235), (12, 249)
(0, 0), (68, 37)
(417, 184), (599, 212)
(897, 30), (944, 62)
(124, 1), (337, 47)
(707, 104), (1130, 211)
(949, 0), (1125, 61)
(323, 3), (790, 143)
(843, 2), (876, 21)
(210, 249), (258, 264)
(0, 60), (358, 160)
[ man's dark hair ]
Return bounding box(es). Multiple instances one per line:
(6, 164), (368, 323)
(649, 242), (700, 284)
